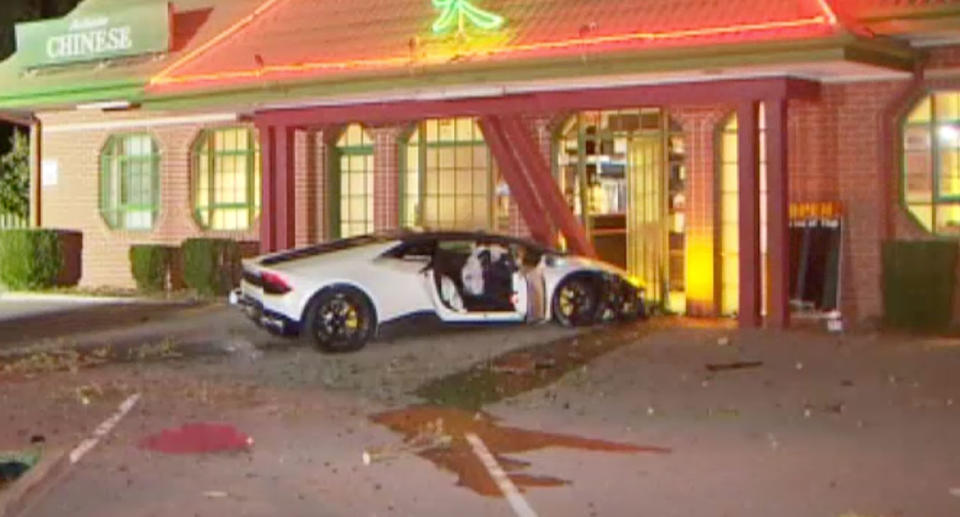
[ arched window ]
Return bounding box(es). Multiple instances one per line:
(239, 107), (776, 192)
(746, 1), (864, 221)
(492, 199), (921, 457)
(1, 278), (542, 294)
(902, 92), (960, 235)
(332, 124), (375, 238)
(100, 134), (160, 230)
(718, 109), (767, 316)
(192, 127), (261, 231)
(402, 118), (495, 231)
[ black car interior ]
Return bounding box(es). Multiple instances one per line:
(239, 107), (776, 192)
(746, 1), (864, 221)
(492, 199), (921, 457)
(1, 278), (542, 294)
(432, 240), (519, 312)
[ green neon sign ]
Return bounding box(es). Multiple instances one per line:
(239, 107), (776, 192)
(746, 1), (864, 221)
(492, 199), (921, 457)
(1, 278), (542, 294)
(431, 0), (505, 35)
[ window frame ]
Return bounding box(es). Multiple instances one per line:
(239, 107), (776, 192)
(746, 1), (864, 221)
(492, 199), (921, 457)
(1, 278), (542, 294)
(99, 133), (161, 231)
(899, 90), (960, 236)
(399, 118), (497, 231)
(191, 127), (261, 232)
(329, 124), (376, 239)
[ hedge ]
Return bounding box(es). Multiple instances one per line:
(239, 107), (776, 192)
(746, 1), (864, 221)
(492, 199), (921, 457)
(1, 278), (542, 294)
(129, 245), (178, 292)
(0, 229), (63, 290)
(882, 240), (957, 332)
(182, 238), (241, 296)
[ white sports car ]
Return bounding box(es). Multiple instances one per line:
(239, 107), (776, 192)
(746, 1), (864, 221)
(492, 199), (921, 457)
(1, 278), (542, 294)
(230, 231), (646, 353)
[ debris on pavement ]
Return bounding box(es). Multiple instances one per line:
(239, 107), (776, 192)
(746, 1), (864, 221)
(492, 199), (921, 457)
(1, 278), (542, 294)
(824, 402), (846, 414)
(416, 322), (658, 410)
(716, 336), (731, 347)
(705, 361), (763, 372)
(950, 487), (960, 497)
(76, 384), (103, 406)
(363, 417), (453, 465)
(0, 436), (45, 489)
(139, 423), (253, 454)
(203, 491), (229, 499)
(370, 405), (670, 497)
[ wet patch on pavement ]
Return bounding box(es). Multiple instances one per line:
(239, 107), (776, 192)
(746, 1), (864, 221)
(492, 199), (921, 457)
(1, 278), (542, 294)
(415, 321), (658, 410)
(369, 405), (669, 497)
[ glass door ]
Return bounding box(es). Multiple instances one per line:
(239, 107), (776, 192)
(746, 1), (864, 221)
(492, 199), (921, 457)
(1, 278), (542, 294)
(627, 135), (667, 306)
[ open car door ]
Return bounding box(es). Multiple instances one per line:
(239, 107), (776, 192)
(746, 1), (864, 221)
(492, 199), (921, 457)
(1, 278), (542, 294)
(425, 239), (528, 323)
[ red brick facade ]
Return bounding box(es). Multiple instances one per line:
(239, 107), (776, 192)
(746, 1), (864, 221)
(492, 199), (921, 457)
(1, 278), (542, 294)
(34, 46), (960, 326)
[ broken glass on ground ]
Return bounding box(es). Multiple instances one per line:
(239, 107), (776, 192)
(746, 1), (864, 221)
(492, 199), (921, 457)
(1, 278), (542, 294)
(0, 436), (45, 490)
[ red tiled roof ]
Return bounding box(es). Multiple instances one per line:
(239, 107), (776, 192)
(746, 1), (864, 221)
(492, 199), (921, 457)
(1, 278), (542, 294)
(150, 0), (840, 89)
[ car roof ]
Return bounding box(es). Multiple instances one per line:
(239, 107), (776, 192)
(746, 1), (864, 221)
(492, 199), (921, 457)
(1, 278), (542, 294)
(399, 231), (564, 255)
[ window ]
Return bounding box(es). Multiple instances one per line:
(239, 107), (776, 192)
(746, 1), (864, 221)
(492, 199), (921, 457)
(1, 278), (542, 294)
(718, 109), (768, 316)
(100, 134), (160, 230)
(193, 127), (261, 231)
(403, 118), (496, 231)
(332, 124), (375, 238)
(902, 92), (960, 235)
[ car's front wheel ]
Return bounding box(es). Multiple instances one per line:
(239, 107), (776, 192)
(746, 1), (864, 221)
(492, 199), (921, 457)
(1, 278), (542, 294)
(302, 287), (376, 353)
(552, 276), (599, 327)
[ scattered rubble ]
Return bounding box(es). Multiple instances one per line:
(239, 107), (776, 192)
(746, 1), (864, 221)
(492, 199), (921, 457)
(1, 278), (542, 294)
(705, 361), (763, 372)
(0, 436), (45, 489)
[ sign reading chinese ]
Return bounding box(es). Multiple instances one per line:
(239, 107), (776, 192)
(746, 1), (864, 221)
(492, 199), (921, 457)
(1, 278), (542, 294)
(15, 2), (171, 69)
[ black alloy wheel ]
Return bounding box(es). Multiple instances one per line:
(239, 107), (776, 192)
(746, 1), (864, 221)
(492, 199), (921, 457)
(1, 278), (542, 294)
(552, 276), (599, 327)
(303, 287), (375, 353)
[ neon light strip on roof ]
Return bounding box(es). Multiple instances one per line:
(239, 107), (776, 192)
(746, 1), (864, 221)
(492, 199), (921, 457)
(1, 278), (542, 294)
(152, 0), (288, 84)
(150, 3), (837, 88)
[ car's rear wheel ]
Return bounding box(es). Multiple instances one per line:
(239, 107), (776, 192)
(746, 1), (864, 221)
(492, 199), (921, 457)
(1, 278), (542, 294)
(302, 287), (375, 353)
(553, 276), (599, 327)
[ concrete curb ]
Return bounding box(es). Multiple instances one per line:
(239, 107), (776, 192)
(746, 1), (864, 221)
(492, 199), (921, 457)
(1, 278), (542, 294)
(0, 292), (140, 304)
(0, 448), (68, 517)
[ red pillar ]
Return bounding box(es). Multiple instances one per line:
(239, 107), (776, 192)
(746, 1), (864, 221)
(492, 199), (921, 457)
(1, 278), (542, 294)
(258, 123), (276, 253)
(737, 101), (762, 328)
(499, 115), (597, 258)
(275, 125), (296, 250)
(478, 117), (553, 246)
(765, 98), (790, 328)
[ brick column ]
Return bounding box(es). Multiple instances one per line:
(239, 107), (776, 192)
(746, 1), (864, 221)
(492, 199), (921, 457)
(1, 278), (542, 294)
(372, 126), (402, 232)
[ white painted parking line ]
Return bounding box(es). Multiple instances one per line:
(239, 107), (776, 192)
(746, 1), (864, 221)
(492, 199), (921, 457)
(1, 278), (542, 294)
(69, 393), (141, 464)
(465, 433), (538, 517)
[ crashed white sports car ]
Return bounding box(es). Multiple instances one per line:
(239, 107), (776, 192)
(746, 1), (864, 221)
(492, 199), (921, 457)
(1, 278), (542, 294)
(231, 231), (645, 353)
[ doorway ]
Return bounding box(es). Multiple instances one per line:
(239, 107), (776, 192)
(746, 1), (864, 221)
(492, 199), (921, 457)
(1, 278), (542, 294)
(555, 109), (686, 310)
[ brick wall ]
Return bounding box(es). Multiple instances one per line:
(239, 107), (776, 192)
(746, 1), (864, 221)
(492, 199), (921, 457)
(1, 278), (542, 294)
(372, 126), (403, 232)
(38, 110), (261, 288)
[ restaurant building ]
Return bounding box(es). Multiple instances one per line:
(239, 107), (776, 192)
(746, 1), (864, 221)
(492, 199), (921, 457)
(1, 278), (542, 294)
(1, 0), (958, 328)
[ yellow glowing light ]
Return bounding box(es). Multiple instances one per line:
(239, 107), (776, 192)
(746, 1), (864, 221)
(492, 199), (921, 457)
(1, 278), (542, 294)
(684, 233), (715, 314)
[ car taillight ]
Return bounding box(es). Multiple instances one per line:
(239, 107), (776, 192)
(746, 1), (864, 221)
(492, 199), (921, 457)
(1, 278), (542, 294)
(260, 271), (292, 295)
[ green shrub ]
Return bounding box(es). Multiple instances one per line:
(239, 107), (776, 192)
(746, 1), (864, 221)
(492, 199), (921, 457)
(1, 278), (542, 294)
(182, 238), (241, 296)
(0, 229), (63, 290)
(129, 245), (176, 292)
(883, 240), (958, 332)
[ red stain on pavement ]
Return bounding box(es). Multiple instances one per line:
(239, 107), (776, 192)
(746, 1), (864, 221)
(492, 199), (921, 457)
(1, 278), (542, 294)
(139, 423), (253, 454)
(371, 406), (670, 497)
